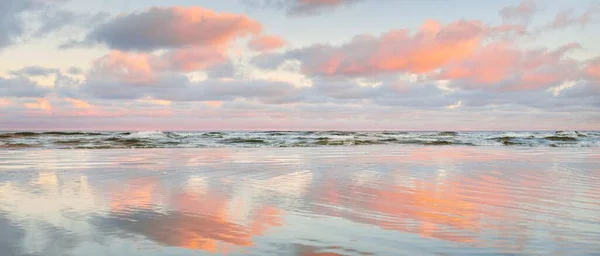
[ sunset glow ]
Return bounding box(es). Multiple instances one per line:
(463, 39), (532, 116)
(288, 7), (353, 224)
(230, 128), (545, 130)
(1, 0), (599, 130)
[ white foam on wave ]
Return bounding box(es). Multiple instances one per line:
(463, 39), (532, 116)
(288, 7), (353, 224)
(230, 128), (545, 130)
(169, 132), (196, 138)
(123, 131), (167, 139)
(494, 132), (538, 138)
(2, 131), (600, 149)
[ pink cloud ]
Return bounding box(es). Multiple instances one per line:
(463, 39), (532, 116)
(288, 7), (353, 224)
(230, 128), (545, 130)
(92, 51), (156, 84)
(24, 98), (52, 112)
(84, 6), (284, 79)
(90, 47), (228, 83)
(147, 99), (172, 106)
(437, 43), (520, 84)
(204, 101), (223, 108)
(88, 7), (264, 51)
(248, 35), (287, 52)
(158, 47), (227, 72)
(292, 19), (486, 76)
(585, 58), (600, 82)
(169, 7), (262, 48)
(0, 99), (11, 107)
(64, 98), (92, 109)
(438, 43), (581, 91)
(489, 24), (527, 36)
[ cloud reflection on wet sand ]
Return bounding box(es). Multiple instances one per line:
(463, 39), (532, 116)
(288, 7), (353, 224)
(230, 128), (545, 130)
(0, 147), (599, 255)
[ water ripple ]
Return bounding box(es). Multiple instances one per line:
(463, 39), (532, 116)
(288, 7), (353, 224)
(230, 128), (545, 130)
(0, 147), (598, 255)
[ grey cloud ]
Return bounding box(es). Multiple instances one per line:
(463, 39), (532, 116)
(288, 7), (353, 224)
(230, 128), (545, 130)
(251, 52), (288, 70)
(79, 72), (301, 104)
(0, 0), (38, 48)
(79, 7), (262, 51)
(206, 61), (237, 78)
(33, 6), (77, 36)
(307, 74), (600, 110)
(550, 8), (595, 30)
(532, 2), (600, 33)
(499, 0), (538, 24)
(449, 81), (600, 110)
(163, 78), (299, 103)
(287, 0), (361, 15)
(83, 9), (176, 51)
(198, 80), (295, 100)
(251, 44), (346, 73)
(243, 0), (361, 16)
(76, 68), (600, 112)
(55, 71), (83, 98)
(67, 66), (83, 75)
(0, 76), (50, 97)
(453, 89), (544, 108)
(2, 66), (82, 98)
(372, 85), (458, 108)
(10, 66), (59, 77)
(550, 81), (600, 109)
(81, 79), (155, 100)
(309, 77), (459, 108)
(34, 8), (110, 38)
(0, 0), (103, 50)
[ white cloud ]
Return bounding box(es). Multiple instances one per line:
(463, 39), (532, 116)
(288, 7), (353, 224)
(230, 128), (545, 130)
(549, 80), (576, 96)
(446, 100), (463, 110)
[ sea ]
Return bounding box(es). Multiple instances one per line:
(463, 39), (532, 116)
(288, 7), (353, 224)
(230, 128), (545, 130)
(1, 130), (599, 149)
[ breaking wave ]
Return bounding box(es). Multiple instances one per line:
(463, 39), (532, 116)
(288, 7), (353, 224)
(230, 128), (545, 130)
(0, 131), (598, 149)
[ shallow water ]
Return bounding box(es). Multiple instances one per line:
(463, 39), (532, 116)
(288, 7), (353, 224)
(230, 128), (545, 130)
(0, 147), (599, 255)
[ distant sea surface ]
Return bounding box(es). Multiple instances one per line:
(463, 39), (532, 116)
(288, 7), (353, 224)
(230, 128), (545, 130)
(1, 130), (599, 149)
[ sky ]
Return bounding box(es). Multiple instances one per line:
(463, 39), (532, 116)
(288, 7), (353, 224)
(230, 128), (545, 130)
(0, 0), (599, 131)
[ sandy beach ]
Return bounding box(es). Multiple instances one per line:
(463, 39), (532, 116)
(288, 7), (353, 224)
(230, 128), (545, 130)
(0, 146), (599, 255)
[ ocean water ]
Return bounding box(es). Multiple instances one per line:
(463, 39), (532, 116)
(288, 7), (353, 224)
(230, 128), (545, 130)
(1, 130), (599, 149)
(0, 147), (599, 255)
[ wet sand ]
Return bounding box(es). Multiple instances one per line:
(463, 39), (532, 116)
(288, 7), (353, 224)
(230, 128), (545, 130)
(0, 146), (599, 255)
